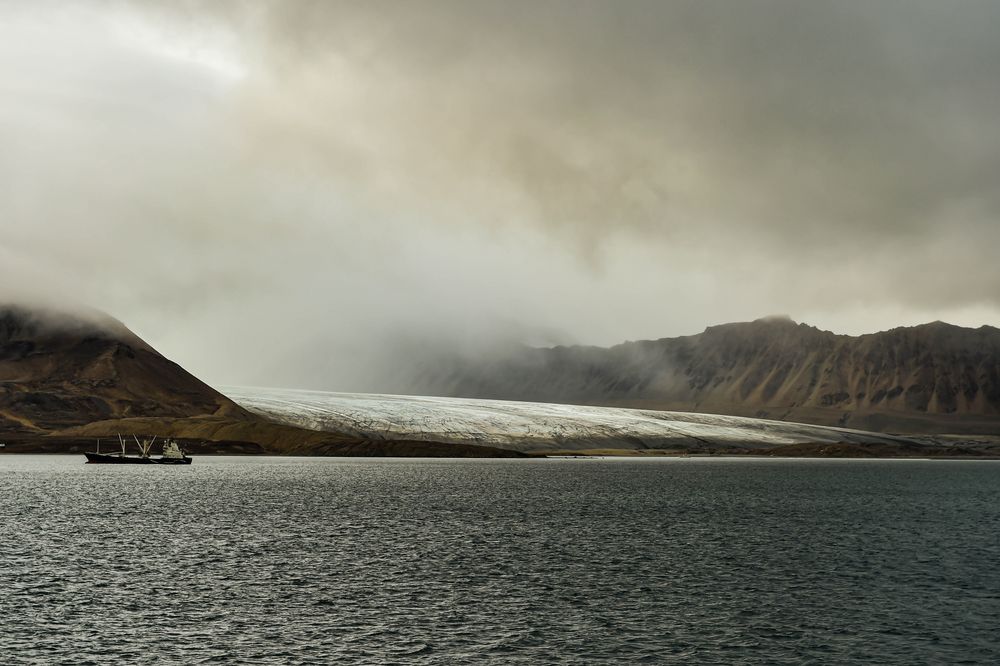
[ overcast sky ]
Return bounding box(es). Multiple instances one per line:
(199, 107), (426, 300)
(3, 1), (999, 389)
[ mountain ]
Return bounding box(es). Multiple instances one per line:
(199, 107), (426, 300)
(0, 303), (245, 433)
(0, 304), (521, 457)
(402, 316), (1000, 434)
(6, 303), (995, 455)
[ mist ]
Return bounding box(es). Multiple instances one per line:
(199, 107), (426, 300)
(3, 1), (1000, 390)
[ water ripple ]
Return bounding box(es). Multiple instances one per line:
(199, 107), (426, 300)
(0, 457), (998, 664)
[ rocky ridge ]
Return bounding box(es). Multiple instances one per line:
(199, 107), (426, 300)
(406, 316), (1000, 433)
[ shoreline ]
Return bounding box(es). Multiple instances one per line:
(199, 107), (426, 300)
(4, 433), (998, 460)
(4, 450), (999, 461)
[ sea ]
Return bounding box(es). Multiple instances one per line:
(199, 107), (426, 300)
(1, 456), (998, 664)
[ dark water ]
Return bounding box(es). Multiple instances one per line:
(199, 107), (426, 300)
(1, 456), (998, 664)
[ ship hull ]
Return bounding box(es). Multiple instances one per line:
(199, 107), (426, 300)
(84, 452), (192, 465)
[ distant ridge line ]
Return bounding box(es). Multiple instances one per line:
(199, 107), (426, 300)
(396, 317), (1000, 434)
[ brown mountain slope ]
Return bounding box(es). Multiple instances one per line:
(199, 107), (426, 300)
(0, 304), (523, 457)
(408, 317), (1000, 434)
(0, 304), (246, 432)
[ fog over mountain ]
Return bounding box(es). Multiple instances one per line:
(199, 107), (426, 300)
(3, 1), (1000, 390)
(378, 316), (1000, 434)
(0, 303), (242, 432)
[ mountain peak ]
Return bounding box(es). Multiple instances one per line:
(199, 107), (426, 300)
(0, 302), (238, 431)
(916, 320), (961, 330)
(0, 302), (144, 348)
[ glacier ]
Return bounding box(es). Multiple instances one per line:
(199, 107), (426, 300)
(222, 386), (919, 453)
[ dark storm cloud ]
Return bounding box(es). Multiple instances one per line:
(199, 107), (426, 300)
(2, 1), (999, 388)
(219, 0), (1000, 301)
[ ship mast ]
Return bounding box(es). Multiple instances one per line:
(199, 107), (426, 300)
(133, 435), (156, 458)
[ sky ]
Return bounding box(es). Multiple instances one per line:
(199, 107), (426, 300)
(2, 1), (999, 390)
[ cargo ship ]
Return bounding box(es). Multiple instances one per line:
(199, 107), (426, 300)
(85, 435), (192, 465)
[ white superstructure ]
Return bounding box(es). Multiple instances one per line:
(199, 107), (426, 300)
(161, 440), (186, 459)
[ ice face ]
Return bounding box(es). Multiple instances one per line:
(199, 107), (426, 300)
(222, 386), (916, 453)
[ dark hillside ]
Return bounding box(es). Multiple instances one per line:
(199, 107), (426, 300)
(404, 316), (1000, 433)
